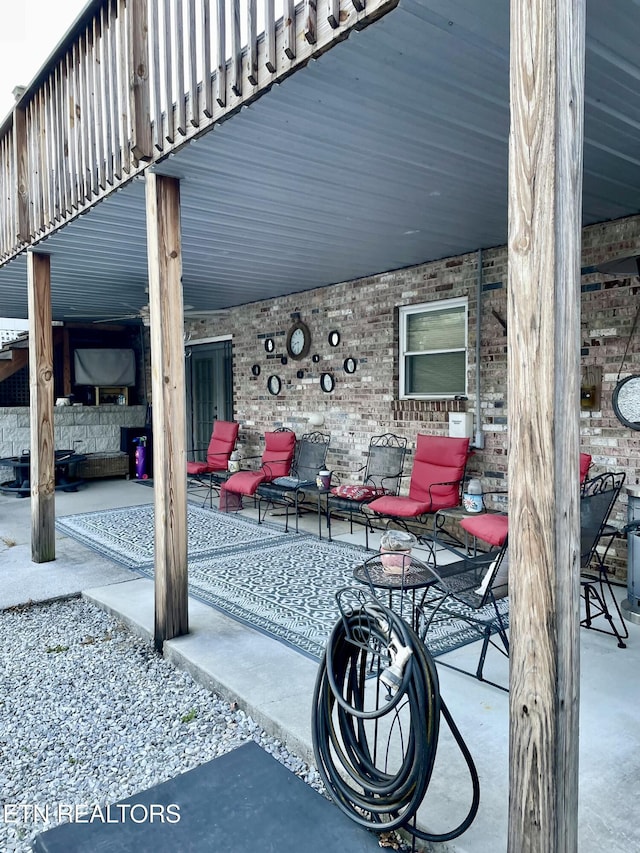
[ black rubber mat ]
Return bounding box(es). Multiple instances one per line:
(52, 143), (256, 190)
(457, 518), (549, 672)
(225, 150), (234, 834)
(32, 741), (383, 852)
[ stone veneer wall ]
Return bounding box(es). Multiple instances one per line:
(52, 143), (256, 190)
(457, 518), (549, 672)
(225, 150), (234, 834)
(184, 213), (640, 577)
(0, 405), (147, 482)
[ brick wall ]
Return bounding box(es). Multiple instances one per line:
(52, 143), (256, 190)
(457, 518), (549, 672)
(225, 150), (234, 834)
(186, 213), (640, 577)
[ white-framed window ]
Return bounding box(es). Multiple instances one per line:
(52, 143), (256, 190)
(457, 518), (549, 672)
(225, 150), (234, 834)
(399, 297), (468, 399)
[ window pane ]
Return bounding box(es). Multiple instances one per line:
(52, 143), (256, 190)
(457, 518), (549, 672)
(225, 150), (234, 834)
(405, 352), (466, 396)
(407, 306), (465, 352)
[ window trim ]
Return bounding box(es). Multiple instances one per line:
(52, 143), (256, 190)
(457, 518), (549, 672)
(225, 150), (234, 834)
(399, 297), (468, 400)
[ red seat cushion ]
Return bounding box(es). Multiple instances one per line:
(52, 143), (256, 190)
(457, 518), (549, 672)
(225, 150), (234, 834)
(366, 495), (431, 517)
(460, 514), (509, 547)
(330, 484), (387, 501)
(187, 460), (212, 476)
(223, 470), (266, 496)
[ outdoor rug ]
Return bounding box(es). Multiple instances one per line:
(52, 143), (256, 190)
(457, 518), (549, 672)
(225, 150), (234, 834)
(56, 504), (509, 661)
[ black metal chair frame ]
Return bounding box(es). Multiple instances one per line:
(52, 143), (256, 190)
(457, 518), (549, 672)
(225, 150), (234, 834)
(420, 527), (510, 692)
(255, 431), (330, 530)
(580, 471), (628, 648)
(327, 433), (408, 548)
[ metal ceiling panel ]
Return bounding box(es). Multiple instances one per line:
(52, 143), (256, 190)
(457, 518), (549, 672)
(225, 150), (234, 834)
(1, 0), (640, 321)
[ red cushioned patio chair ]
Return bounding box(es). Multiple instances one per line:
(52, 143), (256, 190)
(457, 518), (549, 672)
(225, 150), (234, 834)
(365, 434), (471, 542)
(186, 420), (239, 507)
(219, 428), (296, 512)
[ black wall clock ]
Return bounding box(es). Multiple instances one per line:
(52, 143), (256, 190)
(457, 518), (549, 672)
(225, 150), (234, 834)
(286, 320), (312, 360)
(343, 357), (357, 374)
(264, 337), (275, 353)
(267, 375), (282, 396)
(328, 330), (341, 347)
(320, 372), (335, 393)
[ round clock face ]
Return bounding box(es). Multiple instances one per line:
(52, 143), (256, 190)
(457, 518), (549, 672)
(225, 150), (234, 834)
(320, 372), (335, 393)
(286, 321), (311, 360)
(267, 375), (282, 396)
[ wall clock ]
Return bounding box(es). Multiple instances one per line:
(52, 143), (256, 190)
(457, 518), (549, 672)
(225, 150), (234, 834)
(328, 330), (341, 347)
(286, 320), (312, 360)
(267, 375), (282, 396)
(320, 372), (335, 393)
(343, 357), (357, 374)
(612, 375), (640, 430)
(251, 364), (261, 377)
(264, 337), (275, 354)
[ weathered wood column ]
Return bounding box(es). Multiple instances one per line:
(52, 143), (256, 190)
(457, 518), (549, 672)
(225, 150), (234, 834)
(27, 252), (55, 563)
(145, 173), (189, 649)
(508, 1), (585, 850)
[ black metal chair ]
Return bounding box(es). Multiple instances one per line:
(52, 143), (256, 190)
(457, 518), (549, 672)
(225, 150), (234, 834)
(327, 433), (408, 548)
(423, 513), (510, 691)
(580, 471), (628, 648)
(255, 431), (330, 531)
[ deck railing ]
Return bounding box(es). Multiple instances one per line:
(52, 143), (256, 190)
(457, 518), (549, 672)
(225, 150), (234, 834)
(0, 0), (396, 263)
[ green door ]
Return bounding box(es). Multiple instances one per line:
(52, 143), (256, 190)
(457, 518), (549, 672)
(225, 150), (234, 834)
(186, 340), (234, 457)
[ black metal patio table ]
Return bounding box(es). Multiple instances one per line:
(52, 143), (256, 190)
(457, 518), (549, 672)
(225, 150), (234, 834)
(0, 450), (86, 497)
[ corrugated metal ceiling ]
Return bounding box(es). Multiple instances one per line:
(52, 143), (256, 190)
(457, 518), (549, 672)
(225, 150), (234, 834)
(1, 0), (640, 321)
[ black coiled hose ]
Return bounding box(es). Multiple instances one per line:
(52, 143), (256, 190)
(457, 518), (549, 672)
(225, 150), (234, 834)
(312, 597), (480, 843)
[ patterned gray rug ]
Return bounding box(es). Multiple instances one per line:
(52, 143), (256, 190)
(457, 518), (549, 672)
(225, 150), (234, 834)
(56, 504), (508, 661)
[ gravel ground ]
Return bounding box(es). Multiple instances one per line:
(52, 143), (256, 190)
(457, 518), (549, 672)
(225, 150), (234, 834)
(0, 596), (326, 853)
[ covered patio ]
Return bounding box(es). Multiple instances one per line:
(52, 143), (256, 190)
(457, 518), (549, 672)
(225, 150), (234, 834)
(1, 476), (638, 852)
(2, 0), (640, 848)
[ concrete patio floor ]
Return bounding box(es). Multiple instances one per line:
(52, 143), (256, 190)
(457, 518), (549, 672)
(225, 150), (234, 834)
(1, 477), (639, 852)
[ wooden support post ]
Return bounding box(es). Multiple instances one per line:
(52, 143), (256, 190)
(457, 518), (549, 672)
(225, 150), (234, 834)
(145, 173), (189, 650)
(12, 103), (30, 242)
(128, 0), (153, 161)
(507, 1), (585, 850)
(27, 252), (55, 563)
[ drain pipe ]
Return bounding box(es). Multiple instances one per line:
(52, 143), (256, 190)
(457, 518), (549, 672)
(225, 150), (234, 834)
(474, 249), (484, 449)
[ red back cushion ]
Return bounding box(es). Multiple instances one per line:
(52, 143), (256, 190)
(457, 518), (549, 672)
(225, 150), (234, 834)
(408, 434), (470, 511)
(262, 431), (296, 479)
(207, 421), (239, 470)
(579, 452), (592, 484)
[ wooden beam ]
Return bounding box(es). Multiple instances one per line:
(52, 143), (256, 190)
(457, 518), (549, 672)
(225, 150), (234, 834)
(128, 0), (153, 160)
(304, 0), (318, 44)
(62, 327), (72, 395)
(507, 1), (585, 850)
(0, 348), (29, 383)
(12, 104), (30, 242)
(145, 172), (189, 650)
(27, 252), (55, 563)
